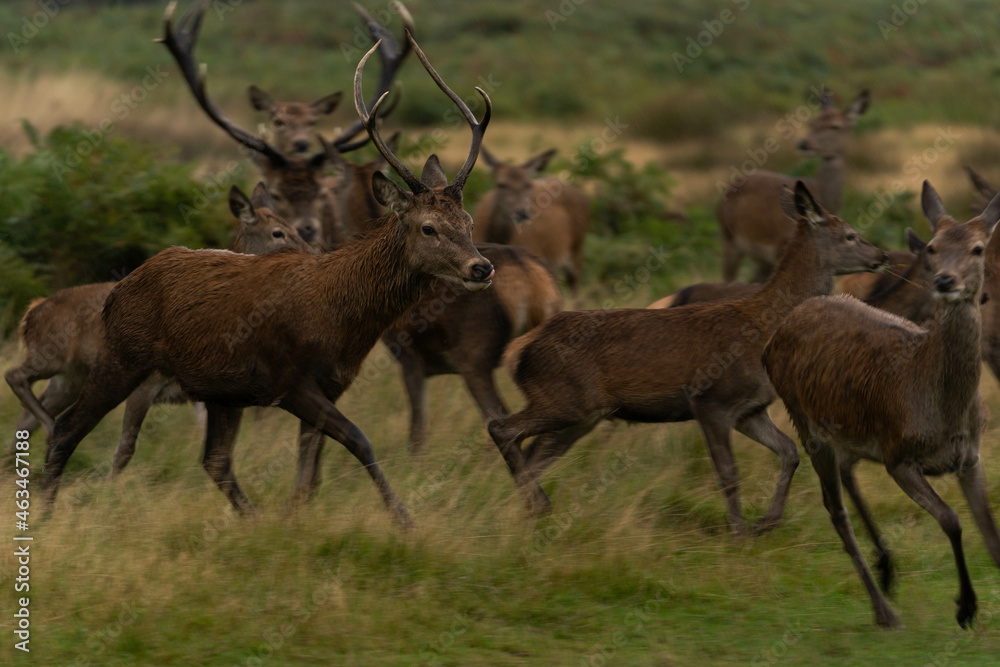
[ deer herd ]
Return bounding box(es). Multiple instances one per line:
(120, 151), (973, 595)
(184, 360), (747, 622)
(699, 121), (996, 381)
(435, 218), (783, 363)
(5, 0), (1000, 632)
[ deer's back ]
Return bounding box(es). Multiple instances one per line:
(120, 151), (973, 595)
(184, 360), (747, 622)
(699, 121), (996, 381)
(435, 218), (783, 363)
(718, 172), (816, 243)
(19, 282), (115, 371)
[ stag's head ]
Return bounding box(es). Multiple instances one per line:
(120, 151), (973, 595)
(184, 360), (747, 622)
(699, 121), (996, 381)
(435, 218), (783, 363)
(355, 33), (494, 291)
(248, 86), (342, 156)
(481, 147), (556, 223)
(229, 182), (319, 255)
(780, 181), (885, 275)
(918, 181), (1000, 303)
(797, 89), (869, 160)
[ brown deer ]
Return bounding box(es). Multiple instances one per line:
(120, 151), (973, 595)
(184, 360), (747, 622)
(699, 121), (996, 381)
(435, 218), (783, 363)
(382, 243), (561, 453)
(488, 182), (885, 534)
(248, 87), (342, 156)
(164, 0), (409, 251)
(6, 184), (312, 453)
(719, 89), (869, 281)
(41, 28), (494, 527)
(763, 181), (1000, 628)
(472, 147), (589, 291)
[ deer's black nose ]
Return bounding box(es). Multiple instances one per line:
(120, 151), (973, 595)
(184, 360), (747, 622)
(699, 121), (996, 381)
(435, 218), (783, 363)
(471, 261), (494, 282)
(293, 140), (311, 154)
(797, 139), (810, 151)
(297, 224), (316, 243)
(934, 274), (956, 293)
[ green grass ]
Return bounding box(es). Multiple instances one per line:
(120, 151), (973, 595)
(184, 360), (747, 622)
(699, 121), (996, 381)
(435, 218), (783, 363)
(4, 337), (1000, 665)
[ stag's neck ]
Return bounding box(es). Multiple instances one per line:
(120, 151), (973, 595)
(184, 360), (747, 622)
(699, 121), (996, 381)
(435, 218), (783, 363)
(815, 157), (844, 214)
(917, 297), (983, 414)
(321, 216), (425, 347)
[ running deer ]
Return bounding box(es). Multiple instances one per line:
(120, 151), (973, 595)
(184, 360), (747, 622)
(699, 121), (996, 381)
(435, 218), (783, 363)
(719, 89), (869, 281)
(489, 182), (885, 533)
(6, 184), (312, 453)
(472, 147), (589, 291)
(382, 243), (561, 453)
(763, 182), (1000, 628)
(163, 0), (409, 250)
(42, 30), (493, 527)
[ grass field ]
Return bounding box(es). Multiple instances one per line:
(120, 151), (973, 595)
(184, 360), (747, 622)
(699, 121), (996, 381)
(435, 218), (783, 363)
(4, 0), (1000, 664)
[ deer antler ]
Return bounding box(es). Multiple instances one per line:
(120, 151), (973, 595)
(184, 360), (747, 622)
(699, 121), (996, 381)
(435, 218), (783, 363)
(405, 30), (491, 191)
(333, 1), (415, 150)
(158, 0), (289, 167)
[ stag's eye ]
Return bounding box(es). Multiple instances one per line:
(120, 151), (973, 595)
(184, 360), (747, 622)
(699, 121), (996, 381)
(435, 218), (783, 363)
(846, 233), (857, 241)
(272, 230), (285, 239)
(926, 246), (936, 255)
(273, 119), (285, 128)
(421, 225), (436, 236)
(973, 246), (984, 256)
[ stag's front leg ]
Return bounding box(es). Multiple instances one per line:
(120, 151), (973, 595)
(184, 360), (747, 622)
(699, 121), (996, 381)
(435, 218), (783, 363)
(202, 404), (255, 515)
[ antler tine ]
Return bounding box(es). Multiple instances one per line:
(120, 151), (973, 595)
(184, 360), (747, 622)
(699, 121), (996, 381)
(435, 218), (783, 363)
(405, 30), (491, 189)
(334, 2), (414, 150)
(355, 41), (426, 193)
(159, 0), (287, 166)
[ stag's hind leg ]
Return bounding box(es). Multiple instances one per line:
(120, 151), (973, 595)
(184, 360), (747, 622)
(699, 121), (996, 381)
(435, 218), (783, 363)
(890, 461), (977, 628)
(280, 381), (410, 528)
(290, 423), (325, 505)
(398, 353), (428, 454)
(735, 407), (800, 534)
(6, 362), (60, 439)
(10, 375), (80, 454)
(201, 404), (254, 515)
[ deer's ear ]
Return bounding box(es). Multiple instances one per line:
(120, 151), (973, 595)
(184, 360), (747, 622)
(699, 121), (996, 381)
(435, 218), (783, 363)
(229, 185), (257, 225)
(921, 180), (949, 230)
(248, 85), (273, 112)
(249, 182), (274, 212)
(310, 92), (342, 116)
(980, 188), (1000, 238)
(522, 148), (557, 175)
(905, 228), (927, 254)
(846, 89), (870, 123)
(372, 171), (412, 212)
(779, 185), (796, 221)
(480, 146), (501, 170)
(421, 154), (449, 189)
(793, 181), (827, 226)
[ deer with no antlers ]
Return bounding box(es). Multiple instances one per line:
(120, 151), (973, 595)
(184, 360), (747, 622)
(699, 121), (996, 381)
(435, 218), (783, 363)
(719, 89), (869, 282)
(164, 0), (409, 250)
(6, 184), (312, 456)
(42, 28), (494, 526)
(382, 242), (561, 454)
(763, 182), (1000, 628)
(473, 147), (589, 291)
(489, 182), (885, 533)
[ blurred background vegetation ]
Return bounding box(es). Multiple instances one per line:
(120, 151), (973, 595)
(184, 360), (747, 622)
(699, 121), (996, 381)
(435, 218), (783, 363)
(0, 0), (998, 331)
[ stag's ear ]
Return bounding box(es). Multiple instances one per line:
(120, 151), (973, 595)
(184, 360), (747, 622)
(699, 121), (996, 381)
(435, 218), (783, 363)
(372, 171), (412, 212)
(921, 180), (949, 230)
(906, 228), (927, 254)
(248, 85), (274, 112)
(229, 185), (257, 225)
(249, 182), (274, 212)
(792, 181), (826, 226)
(846, 89), (870, 123)
(310, 92), (342, 116)
(523, 148), (557, 176)
(480, 146), (501, 170)
(421, 154), (449, 189)
(980, 188), (1000, 238)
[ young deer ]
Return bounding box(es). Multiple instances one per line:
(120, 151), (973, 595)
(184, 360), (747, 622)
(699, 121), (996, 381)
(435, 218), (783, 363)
(42, 30), (494, 527)
(719, 89), (869, 281)
(382, 243), (561, 453)
(6, 184), (312, 454)
(473, 148), (589, 291)
(763, 182), (1000, 628)
(164, 0), (409, 251)
(489, 182), (885, 533)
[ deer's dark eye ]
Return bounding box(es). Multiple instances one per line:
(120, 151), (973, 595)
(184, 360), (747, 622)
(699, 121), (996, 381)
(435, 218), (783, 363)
(926, 246), (936, 255)
(272, 230), (284, 239)
(973, 246), (984, 256)
(846, 233), (857, 241)
(422, 225), (435, 236)
(273, 119), (285, 128)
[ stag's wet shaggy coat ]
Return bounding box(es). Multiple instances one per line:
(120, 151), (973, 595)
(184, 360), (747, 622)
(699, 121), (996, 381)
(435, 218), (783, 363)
(763, 182), (1000, 629)
(490, 182), (885, 534)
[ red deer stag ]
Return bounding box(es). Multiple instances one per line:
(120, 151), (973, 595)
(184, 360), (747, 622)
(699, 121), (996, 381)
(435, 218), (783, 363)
(719, 89), (869, 281)
(473, 148), (589, 291)
(164, 0), (409, 250)
(6, 184), (312, 455)
(763, 181), (1000, 628)
(42, 26), (494, 527)
(382, 243), (561, 453)
(489, 182), (885, 533)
